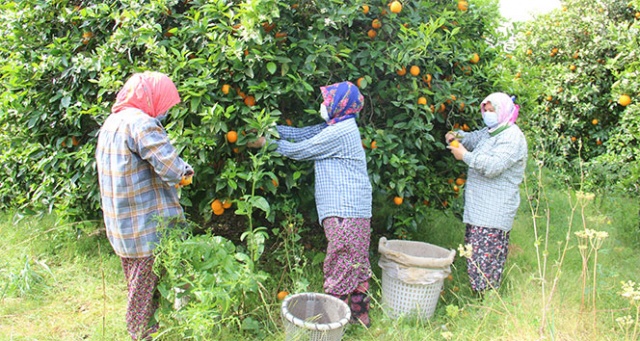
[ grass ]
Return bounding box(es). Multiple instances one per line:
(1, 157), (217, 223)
(1, 166), (639, 340)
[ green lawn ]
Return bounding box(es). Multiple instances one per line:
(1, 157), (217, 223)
(1, 168), (639, 340)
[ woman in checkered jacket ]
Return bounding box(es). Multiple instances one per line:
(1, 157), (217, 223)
(249, 81), (373, 327)
(445, 92), (528, 294)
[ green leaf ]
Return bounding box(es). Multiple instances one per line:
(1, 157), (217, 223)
(266, 62), (276, 75)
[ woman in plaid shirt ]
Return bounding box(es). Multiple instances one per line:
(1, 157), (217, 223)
(446, 92), (528, 294)
(96, 72), (193, 340)
(250, 81), (373, 326)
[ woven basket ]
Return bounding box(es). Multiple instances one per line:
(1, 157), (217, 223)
(281, 293), (351, 341)
(378, 238), (455, 319)
(381, 269), (444, 319)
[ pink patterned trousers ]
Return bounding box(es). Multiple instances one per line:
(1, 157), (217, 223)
(121, 256), (159, 340)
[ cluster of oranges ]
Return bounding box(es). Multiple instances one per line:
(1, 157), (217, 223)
(210, 199), (233, 216)
(221, 83), (256, 107)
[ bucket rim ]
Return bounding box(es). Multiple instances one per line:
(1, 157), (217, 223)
(281, 292), (351, 331)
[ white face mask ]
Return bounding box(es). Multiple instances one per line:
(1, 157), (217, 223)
(320, 104), (330, 122)
(483, 111), (499, 128)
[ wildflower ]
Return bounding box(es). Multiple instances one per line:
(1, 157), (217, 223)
(616, 315), (634, 327)
(457, 244), (472, 259)
(620, 281), (640, 303)
(576, 191), (595, 201)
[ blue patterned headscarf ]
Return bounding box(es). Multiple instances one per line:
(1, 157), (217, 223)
(320, 81), (364, 125)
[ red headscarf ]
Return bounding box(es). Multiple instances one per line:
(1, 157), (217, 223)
(111, 71), (181, 118)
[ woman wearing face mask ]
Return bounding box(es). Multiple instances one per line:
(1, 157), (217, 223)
(445, 92), (527, 294)
(248, 81), (373, 327)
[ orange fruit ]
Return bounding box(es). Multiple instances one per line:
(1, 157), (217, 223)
(457, 0), (469, 11)
(362, 5), (370, 14)
(573, 52), (579, 59)
(438, 103), (446, 113)
(462, 123), (470, 132)
(236, 88), (247, 99)
(356, 77), (364, 88)
(569, 64), (576, 71)
(449, 140), (460, 148)
(459, 102), (465, 111)
(179, 176), (193, 187)
(221, 84), (231, 95)
(277, 291), (289, 301)
(222, 199), (232, 209)
(596, 138), (602, 145)
(285, 118), (293, 126)
(453, 185), (459, 192)
(233, 147), (240, 154)
(526, 49), (533, 55)
(71, 136), (79, 146)
(372, 19), (382, 29)
(262, 22), (275, 33)
(591, 118), (598, 125)
(82, 31), (94, 39)
(275, 31), (288, 39)
(571, 136), (577, 142)
(226, 130), (238, 143)
(423, 73), (432, 84)
(211, 199), (223, 212)
(389, 1), (402, 14)
(272, 178), (279, 187)
(244, 95), (256, 107)
(393, 196), (403, 205)
(618, 94), (631, 107)
(469, 53), (480, 64)
(213, 207), (225, 216)
(370, 140), (378, 149)
(410, 65), (420, 77)
(396, 66), (407, 76)
(455, 178), (465, 186)
(417, 97), (427, 105)
(367, 29), (377, 39)
(447, 274), (453, 281)
(546, 95), (553, 101)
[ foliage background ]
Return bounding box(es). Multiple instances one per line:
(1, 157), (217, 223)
(0, 0), (502, 237)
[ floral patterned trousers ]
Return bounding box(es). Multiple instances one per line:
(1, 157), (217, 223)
(121, 256), (159, 340)
(464, 224), (510, 292)
(323, 217), (372, 327)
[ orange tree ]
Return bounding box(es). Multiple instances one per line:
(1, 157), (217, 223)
(0, 0), (505, 239)
(504, 0), (640, 193)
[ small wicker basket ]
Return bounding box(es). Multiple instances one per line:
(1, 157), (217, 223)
(281, 292), (351, 341)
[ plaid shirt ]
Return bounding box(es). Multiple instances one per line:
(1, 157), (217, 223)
(96, 108), (189, 258)
(459, 125), (528, 232)
(275, 119), (372, 224)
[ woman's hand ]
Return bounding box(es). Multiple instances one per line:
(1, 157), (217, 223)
(448, 142), (468, 161)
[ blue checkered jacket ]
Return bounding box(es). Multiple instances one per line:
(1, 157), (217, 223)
(96, 108), (190, 257)
(459, 125), (528, 232)
(274, 119), (372, 224)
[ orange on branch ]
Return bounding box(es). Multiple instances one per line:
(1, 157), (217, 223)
(221, 84), (231, 95)
(410, 65), (420, 77)
(393, 196), (403, 205)
(211, 199), (223, 212)
(618, 94), (631, 107)
(226, 130), (238, 143)
(389, 1), (402, 14)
